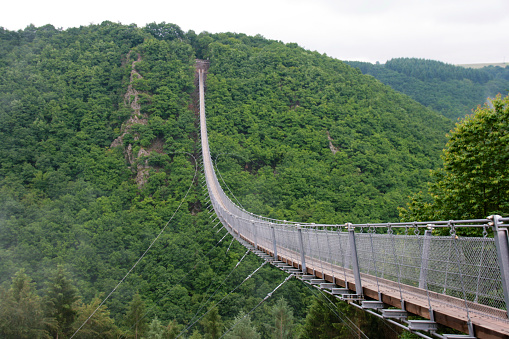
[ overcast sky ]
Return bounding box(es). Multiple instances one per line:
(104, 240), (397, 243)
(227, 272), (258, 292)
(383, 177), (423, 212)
(3, 0), (508, 65)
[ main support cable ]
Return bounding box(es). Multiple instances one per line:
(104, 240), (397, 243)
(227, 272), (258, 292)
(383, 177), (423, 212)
(214, 155), (245, 210)
(177, 261), (269, 338)
(302, 281), (369, 339)
(219, 274), (294, 339)
(186, 249), (251, 327)
(226, 236), (235, 253)
(71, 153), (199, 339)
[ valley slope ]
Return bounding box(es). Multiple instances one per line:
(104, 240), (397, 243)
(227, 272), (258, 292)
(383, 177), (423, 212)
(0, 23), (451, 337)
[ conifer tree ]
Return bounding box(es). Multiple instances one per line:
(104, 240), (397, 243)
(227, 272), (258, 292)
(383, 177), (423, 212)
(146, 316), (165, 339)
(125, 292), (148, 339)
(271, 298), (294, 339)
(0, 270), (50, 338)
(301, 296), (344, 339)
(72, 297), (120, 338)
(165, 319), (183, 339)
(200, 307), (223, 339)
(189, 329), (203, 339)
(45, 265), (79, 338)
(224, 311), (260, 339)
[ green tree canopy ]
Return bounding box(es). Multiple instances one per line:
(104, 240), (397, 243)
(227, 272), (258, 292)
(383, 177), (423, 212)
(146, 316), (165, 339)
(45, 265), (79, 338)
(72, 297), (120, 339)
(200, 307), (223, 339)
(400, 93), (509, 222)
(0, 270), (51, 338)
(347, 58), (509, 120)
(271, 298), (294, 339)
(223, 311), (260, 339)
(125, 292), (148, 339)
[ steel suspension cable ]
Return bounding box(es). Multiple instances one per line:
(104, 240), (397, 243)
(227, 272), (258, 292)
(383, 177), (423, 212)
(219, 274), (294, 339)
(177, 261), (269, 338)
(226, 236), (235, 253)
(301, 281), (369, 339)
(186, 249), (251, 328)
(71, 153), (199, 339)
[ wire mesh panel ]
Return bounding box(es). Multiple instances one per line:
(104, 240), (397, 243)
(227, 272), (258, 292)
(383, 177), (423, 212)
(263, 223), (273, 250)
(394, 235), (424, 287)
(315, 229), (353, 276)
(275, 226), (289, 260)
(425, 236), (505, 313)
(199, 69), (509, 332)
(211, 174), (507, 317)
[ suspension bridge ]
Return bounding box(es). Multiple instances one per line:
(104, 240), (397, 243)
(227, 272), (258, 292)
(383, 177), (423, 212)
(196, 60), (509, 339)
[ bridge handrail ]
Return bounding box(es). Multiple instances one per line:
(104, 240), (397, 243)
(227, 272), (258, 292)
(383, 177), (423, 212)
(212, 181), (508, 229)
(206, 198), (505, 229)
(197, 64), (509, 337)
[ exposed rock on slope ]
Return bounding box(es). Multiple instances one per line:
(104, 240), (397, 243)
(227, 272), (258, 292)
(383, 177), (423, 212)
(111, 52), (151, 188)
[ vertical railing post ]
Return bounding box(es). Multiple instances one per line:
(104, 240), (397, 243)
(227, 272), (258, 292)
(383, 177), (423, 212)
(491, 215), (509, 316)
(271, 225), (278, 260)
(348, 223), (363, 296)
(251, 221), (257, 250)
(298, 226), (307, 274)
(419, 228), (433, 289)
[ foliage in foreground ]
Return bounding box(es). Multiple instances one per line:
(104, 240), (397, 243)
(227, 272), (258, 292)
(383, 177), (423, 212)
(400, 93), (509, 223)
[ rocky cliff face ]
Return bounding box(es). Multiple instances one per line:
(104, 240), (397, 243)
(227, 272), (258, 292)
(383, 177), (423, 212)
(111, 51), (151, 188)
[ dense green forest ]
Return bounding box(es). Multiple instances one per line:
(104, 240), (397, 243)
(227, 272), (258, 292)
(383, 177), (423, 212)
(346, 58), (509, 120)
(0, 22), (454, 338)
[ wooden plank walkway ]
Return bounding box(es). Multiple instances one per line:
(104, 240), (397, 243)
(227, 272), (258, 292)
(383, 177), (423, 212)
(197, 60), (509, 339)
(248, 235), (509, 339)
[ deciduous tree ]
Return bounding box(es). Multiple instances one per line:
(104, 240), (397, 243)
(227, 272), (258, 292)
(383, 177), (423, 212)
(401, 93), (509, 223)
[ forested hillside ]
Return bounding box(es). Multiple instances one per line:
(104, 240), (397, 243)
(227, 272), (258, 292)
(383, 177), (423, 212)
(203, 39), (451, 224)
(346, 58), (509, 120)
(0, 22), (451, 338)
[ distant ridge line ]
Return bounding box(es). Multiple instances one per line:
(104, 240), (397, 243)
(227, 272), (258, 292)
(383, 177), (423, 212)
(457, 62), (508, 69)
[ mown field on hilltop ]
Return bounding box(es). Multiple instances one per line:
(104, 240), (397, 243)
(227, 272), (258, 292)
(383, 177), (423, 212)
(457, 62), (508, 69)
(0, 22), (451, 338)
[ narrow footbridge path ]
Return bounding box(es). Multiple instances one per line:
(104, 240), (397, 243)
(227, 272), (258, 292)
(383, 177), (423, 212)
(196, 61), (509, 339)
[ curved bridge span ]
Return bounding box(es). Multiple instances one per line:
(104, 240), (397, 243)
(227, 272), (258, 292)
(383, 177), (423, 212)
(196, 61), (509, 339)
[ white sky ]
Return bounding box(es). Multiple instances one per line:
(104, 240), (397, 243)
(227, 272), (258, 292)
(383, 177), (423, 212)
(2, 0), (508, 65)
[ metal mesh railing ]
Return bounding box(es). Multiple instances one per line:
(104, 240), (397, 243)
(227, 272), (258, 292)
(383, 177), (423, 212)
(198, 67), (509, 327)
(207, 161), (509, 319)
(210, 179), (508, 318)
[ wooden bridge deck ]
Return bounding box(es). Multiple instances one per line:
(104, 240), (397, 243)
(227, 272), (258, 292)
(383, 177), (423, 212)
(197, 60), (509, 338)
